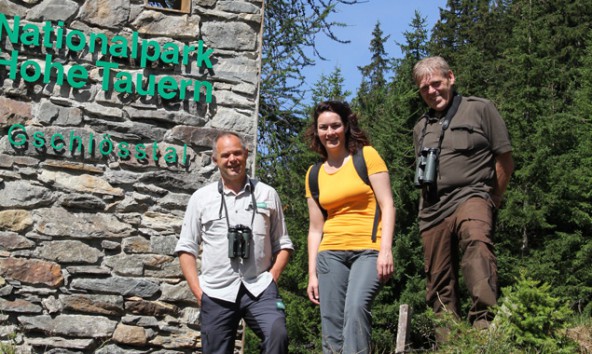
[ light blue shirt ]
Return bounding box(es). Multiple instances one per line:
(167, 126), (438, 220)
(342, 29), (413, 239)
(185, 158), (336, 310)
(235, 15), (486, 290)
(175, 178), (293, 302)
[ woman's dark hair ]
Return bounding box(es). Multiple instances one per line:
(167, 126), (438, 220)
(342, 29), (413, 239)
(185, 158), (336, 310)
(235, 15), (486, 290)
(304, 100), (370, 159)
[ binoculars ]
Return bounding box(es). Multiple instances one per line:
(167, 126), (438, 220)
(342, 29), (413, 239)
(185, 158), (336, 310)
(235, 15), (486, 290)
(414, 147), (439, 188)
(227, 224), (252, 259)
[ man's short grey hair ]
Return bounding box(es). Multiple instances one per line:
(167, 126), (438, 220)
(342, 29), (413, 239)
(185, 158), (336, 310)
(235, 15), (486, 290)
(413, 56), (451, 85)
(212, 132), (248, 157)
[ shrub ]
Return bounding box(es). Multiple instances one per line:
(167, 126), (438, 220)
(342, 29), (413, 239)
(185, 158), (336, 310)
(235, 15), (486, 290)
(493, 273), (578, 353)
(429, 273), (579, 353)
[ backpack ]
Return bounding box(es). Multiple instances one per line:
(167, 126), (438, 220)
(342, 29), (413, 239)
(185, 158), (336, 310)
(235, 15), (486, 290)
(308, 148), (381, 242)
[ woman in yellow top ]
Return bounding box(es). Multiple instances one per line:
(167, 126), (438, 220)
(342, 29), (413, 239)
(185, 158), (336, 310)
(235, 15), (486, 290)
(304, 101), (396, 354)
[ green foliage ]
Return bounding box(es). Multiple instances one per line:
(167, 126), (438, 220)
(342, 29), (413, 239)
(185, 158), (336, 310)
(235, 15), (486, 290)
(261, 0), (361, 110)
(0, 332), (17, 354)
(0, 342), (16, 354)
(283, 290), (323, 353)
(358, 21), (391, 95)
(493, 274), (578, 353)
(431, 310), (516, 354)
(310, 66), (352, 104)
(523, 232), (592, 316)
(430, 275), (578, 353)
(258, 0), (364, 188)
(370, 284), (399, 351)
(257, 0), (592, 351)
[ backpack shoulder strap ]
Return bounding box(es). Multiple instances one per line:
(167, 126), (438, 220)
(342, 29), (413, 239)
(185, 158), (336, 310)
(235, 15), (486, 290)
(352, 148), (370, 185)
(308, 162), (328, 220)
(353, 147), (381, 243)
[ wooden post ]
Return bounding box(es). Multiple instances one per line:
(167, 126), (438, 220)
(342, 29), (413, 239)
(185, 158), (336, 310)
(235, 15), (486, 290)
(395, 304), (411, 353)
(239, 319), (245, 354)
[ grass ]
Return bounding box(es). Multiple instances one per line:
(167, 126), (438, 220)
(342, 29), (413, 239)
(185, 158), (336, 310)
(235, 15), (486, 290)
(0, 332), (17, 354)
(566, 315), (592, 354)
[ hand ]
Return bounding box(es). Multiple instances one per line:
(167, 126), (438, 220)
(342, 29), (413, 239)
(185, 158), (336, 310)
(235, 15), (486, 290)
(491, 194), (503, 209)
(196, 288), (203, 307)
(377, 249), (394, 283)
(307, 275), (320, 305)
(270, 268), (281, 283)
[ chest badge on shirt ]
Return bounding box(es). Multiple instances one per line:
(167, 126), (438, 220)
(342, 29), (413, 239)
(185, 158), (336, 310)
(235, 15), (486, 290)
(256, 202), (269, 209)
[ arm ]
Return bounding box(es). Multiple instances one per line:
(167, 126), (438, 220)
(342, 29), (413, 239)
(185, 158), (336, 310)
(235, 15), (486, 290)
(306, 197), (325, 305)
(368, 171), (396, 282)
(267, 188), (294, 283)
(491, 151), (514, 208)
(178, 251), (203, 306)
(269, 249), (292, 283)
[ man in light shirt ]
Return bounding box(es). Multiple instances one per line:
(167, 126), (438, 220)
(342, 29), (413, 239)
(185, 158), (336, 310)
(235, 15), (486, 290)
(175, 132), (294, 354)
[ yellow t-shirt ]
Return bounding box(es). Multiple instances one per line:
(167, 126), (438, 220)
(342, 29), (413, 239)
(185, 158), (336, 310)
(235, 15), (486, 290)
(305, 146), (388, 251)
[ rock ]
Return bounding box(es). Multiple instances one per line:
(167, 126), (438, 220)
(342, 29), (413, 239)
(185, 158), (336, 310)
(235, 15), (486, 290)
(26, 0), (79, 22)
(0, 181), (54, 208)
(0, 209), (33, 232)
(18, 314), (117, 337)
(70, 277), (159, 297)
(36, 240), (102, 263)
(112, 323), (148, 346)
(0, 298), (43, 314)
(38, 170), (125, 196)
(0, 97), (32, 128)
(202, 21), (257, 51)
(33, 207), (134, 239)
(0, 258), (63, 287)
(0, 231), (35, 250)
(79, 0), (130, 29)
(60, 294), (124, 316)
(27, 337), (94, 351)
(132, 11), (200, 39)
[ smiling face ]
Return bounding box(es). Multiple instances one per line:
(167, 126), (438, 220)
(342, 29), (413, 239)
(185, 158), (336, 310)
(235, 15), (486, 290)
(213, 134), (248, 188)
(317, 111), (347, 154)
(417, 70), (456, 112)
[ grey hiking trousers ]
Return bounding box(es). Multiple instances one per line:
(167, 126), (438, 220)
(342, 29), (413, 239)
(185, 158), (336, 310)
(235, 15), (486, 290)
(317, 250), (381, 354)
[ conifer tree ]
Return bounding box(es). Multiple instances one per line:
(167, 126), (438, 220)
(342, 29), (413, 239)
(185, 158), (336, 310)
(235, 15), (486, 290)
(358, 21), (391, 94)
(430, 0), (511, 96)
(355, 21), (391, 143)
(258, 0), (363, 178)
(493, 0), (592, 267)
(356, 22), (391, 125)
(310, 66), (351, 104)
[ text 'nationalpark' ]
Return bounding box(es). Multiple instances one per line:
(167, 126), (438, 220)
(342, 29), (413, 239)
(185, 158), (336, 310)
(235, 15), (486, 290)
(0, 14), (214, 102)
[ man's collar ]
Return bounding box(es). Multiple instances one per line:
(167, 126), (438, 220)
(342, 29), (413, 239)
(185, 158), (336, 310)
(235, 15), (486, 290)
(219, 177), (252, 195)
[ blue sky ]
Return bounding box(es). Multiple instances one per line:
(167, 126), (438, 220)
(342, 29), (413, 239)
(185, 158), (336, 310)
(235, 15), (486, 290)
(301, 0), (448, 100)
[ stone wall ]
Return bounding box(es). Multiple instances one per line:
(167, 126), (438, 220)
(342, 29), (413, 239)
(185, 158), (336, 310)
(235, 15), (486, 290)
(0, 0), (263, 352)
